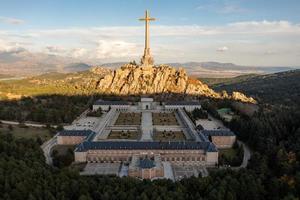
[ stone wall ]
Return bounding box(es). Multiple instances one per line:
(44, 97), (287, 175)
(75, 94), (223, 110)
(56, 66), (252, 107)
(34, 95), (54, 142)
(75, 149), (218, 166)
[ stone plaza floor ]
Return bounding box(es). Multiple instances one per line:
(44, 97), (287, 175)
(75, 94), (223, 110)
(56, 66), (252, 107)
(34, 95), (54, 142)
(196, 114), (227, 130)
(80, 163), (121, 176)
(172, 165), (208, 181)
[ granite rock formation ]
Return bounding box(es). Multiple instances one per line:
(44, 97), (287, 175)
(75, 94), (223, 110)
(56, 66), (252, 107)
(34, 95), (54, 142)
(92, 64), (256, 103)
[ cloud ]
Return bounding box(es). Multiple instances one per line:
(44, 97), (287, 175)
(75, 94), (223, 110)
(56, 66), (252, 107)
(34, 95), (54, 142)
(0, 20), (300, 66)
(0, 40), (26, 53)
(0, 16), (25, 25)
(70, 48), (88, 58)
(217, 46), (229, 52)
(95, 40), (140, 59)
(46, 46), (66, 53)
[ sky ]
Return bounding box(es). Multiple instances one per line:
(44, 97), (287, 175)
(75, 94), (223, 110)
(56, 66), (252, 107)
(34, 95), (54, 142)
(0, 0), (300, 66)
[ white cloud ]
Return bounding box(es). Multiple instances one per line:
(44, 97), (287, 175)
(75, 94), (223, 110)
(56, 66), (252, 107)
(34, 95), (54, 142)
(217, 46), (229, 52)
(0, 16), (25, 25)
(45, 46), (66, 53)
(70, 48), (88, 58)
(0, 40), (26, 53)
(95, 40), (139, 59)
(0, 20), (300, 66)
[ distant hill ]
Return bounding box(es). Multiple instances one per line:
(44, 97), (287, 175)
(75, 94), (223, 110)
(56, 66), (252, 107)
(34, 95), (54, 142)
(166, 62), (296, 78)
(63, 63), (91, 72)
(0, 74), (14, 79)
(1, 51), (298, 78)
(212, 69), (300, 107)
(200, 74), (259, 86)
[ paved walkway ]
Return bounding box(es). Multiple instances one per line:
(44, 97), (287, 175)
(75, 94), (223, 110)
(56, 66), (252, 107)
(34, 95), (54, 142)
(140, 112), (153, 141)
(163, 162), (175, 181)
(80, 163), (120, 176)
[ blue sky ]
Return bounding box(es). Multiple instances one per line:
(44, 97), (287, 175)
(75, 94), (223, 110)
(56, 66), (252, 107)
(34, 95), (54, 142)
(0, 0), (300, 66)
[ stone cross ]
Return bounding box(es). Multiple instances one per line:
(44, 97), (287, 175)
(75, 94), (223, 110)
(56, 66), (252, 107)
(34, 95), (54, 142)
(139, 10), (156, 66)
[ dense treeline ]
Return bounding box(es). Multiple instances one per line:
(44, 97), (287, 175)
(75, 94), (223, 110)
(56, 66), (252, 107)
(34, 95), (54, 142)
(0, 134), (267, 200)
(229, 106), (300, 199)
(0, 95), (92, 124)
(214, 70), (300, 107)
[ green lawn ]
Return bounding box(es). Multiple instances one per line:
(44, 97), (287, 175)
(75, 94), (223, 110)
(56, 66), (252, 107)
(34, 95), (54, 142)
(0, 124), (52, 142)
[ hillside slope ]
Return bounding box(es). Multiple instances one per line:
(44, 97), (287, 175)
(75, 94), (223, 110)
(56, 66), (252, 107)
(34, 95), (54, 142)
(0, 64), (256, 103)
(213, 70), (300, 106)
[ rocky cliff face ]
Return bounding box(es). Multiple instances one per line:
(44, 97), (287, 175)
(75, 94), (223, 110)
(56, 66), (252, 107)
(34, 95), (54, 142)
(89, 64), (256, 103)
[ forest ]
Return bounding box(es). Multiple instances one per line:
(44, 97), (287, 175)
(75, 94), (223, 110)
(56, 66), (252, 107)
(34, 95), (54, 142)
(0, 101), (300, 199)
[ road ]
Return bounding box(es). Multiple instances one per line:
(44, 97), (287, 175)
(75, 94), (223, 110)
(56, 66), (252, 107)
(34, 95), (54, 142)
(238, 140), (251, 168)
(40, 135), (58, 165)
(0, 120), (57, 128)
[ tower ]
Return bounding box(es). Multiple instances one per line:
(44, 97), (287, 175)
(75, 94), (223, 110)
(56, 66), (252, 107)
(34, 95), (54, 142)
(139, 10), (156, 67)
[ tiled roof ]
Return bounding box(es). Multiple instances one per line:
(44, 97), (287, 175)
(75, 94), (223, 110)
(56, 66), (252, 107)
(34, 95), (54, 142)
(139, 158), (155, 169)
(165, 101), (201, 106)
(75, 141), (217, 152)
(202, 129), (235, 137)
(58, 129), (94, 136)
(94, 100), (129, 105)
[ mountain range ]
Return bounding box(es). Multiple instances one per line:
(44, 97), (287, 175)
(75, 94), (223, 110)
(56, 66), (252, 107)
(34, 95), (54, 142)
(0, 49), (297, 78)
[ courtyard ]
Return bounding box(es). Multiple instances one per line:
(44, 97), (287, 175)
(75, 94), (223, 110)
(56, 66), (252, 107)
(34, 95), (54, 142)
(152, 112), (179, 126)
(107, 130), (140, 140)
(153, 130), (186, 141)
(115, 112), (141, 125)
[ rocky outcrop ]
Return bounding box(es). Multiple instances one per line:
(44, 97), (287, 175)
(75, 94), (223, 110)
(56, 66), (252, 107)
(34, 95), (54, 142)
(231, 91), (256, 103)
(89, 66), (112, 75)
(92, 64), (256, 103)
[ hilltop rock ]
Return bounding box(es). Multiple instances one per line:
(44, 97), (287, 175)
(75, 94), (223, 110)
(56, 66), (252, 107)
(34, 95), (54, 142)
(231, 91), (256, 103)
(92, 63), (256, 103)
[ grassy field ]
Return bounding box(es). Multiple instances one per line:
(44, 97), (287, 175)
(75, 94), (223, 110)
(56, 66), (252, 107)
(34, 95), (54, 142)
(152, 112), (179, 126)
(0, 124), (52, 142)
(115, 113), (141, 125)
(107, 130), (140, 140)
(153, 130), (186, 141)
